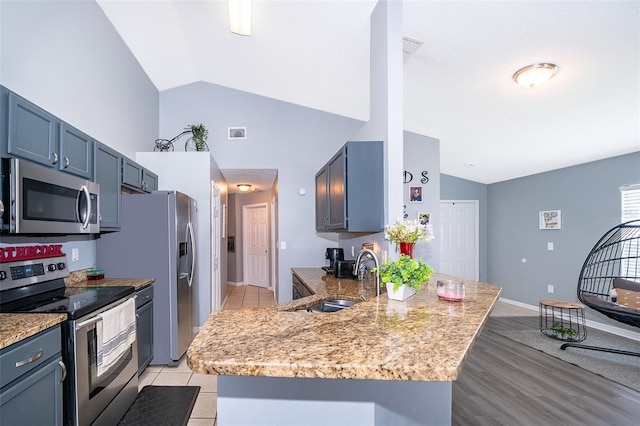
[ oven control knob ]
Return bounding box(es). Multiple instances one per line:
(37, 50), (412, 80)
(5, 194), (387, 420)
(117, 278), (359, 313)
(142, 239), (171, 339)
(57, 262), (66, 270)
(0, 270), (6, 281)
(48, 264), (57, 272)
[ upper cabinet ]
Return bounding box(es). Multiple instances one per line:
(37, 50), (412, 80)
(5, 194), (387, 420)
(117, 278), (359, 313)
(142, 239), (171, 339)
(58, 122), (93, 179)
(94, 142), (122, 230)
(122, 157), (158, 193)
(315, 141), (384, 233)
(2, 87), (93, 179)
(3, 89), (58, 166)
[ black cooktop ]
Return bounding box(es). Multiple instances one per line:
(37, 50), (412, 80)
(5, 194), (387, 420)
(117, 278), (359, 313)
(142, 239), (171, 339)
(0, 283), (135, 320)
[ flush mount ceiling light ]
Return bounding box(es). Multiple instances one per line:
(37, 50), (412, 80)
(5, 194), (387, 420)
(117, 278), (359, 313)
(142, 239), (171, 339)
(229, 0), (251, 36)
(237, 184), (252, 192)
(513, 63), (559, 88)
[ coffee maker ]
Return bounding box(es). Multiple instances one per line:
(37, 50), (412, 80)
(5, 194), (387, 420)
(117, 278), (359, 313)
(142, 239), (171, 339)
(324, 248), (344, 274)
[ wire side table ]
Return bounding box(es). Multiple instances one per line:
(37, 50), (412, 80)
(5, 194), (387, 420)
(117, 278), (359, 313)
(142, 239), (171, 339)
(539, 300), (587, 342)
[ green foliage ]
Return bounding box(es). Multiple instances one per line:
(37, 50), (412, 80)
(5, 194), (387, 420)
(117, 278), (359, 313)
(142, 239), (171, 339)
(373, 255), (434, 291)
(551, 322), (579, 340)
(189, 124), (208, 151)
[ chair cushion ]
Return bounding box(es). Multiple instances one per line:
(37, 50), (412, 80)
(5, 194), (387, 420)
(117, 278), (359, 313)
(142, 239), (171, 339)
(612, 278), (640, 291)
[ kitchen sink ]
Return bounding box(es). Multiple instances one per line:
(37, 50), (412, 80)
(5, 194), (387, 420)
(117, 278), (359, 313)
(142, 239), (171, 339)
(307, 299), (359, 313)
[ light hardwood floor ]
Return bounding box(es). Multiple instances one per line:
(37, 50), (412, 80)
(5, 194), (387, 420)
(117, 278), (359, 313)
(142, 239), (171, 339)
(139, 289), (640, 425)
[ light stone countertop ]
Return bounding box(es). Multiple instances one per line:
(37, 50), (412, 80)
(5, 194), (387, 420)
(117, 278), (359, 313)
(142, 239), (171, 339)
(65, 270), (154, 290)
(0, 276), (154, 351)
(187, 268), (501, 382)
(0, 313), (67, 351)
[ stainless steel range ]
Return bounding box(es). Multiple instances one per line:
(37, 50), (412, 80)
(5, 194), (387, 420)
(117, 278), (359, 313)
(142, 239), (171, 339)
(0, 246), (138, 426)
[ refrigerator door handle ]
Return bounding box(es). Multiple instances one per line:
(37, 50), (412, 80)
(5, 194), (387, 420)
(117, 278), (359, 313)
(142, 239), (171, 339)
(187, 221), (196, 287)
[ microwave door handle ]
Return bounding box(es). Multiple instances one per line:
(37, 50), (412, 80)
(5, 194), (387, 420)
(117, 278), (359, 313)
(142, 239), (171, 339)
(77, 185), (91, 229)
(187, 222), (196, 287)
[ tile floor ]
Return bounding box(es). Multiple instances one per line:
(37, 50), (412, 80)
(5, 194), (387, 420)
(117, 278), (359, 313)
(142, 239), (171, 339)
(137, 285), (276, 426)
(138, 285), (531, 425)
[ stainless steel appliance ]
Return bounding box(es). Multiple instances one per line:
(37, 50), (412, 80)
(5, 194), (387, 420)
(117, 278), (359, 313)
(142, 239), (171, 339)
(0, 247), (137, 426)
(323, 247), (344, 274)
(0, 158), (99, 234)
(96, 191), (197, 365)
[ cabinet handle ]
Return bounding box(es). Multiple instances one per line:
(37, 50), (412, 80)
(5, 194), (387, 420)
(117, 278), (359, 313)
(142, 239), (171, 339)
(51, 152), (58, 164)
(59, 360), (67, 382)
(15, 350), (43, 367)
(63, 157), (70, 168)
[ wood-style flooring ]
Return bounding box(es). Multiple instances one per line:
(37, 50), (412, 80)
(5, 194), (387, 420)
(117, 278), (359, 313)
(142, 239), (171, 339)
(452, 317), (640, 426)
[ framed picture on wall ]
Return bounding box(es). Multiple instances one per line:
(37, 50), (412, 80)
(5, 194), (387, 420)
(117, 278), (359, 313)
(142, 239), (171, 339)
(539, 210), (561, 229)
(409, 186), (423, 203)
(417, 212), (431, 225)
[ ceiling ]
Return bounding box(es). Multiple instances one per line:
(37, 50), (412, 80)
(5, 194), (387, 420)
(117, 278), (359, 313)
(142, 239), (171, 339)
(222, 168), (277, 194)
(98, 0), (639, 184)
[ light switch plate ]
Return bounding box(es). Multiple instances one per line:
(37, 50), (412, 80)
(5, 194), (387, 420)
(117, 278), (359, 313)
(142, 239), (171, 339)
(547, 242), (554, 251)
(72, 248), (79, 261)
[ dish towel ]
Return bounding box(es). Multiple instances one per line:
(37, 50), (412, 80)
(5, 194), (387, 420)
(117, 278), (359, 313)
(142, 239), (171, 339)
(97, 298), (136, 377)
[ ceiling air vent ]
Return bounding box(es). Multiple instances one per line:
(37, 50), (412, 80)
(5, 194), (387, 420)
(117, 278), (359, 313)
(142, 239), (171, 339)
(403, 36), (423, 63)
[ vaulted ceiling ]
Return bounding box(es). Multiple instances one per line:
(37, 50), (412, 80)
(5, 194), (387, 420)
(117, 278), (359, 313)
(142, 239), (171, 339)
(98, 0), (639, 184)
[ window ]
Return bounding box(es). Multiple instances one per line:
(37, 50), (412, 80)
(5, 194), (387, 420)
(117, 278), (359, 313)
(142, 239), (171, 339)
(620, 184), (640, 222)
(619, 184), (640, 280)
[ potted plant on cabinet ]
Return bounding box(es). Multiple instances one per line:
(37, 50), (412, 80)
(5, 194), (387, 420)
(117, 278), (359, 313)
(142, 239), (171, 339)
(187, 124), (209, 151)
(374, 254), (434, 301)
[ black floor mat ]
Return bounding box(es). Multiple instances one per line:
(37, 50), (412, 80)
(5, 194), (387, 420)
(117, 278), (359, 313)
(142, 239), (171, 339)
(118, 385), (201, 426)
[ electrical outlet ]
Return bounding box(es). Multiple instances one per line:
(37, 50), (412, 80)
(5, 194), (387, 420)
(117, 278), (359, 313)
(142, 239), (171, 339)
(72, 248), (79, 262)
(547, 284), (554, 293)
(351, 246), (355, 257)
(547, 242), (554, 251)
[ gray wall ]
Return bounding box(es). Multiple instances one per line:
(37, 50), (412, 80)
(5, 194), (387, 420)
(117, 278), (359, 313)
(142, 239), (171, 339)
(487, 152), (640, 330)
(0, 0), (158, 159)
(0, 0), (158, 271)
(440, 174), (489, 282)
(155, 82), (364, 303)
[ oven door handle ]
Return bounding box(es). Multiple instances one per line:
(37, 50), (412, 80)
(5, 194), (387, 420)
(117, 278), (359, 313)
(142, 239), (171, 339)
(75, 314), (102, 330)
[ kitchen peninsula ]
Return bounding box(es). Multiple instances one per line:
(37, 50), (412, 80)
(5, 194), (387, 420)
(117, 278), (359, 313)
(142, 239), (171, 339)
(188, 268), (501, 425)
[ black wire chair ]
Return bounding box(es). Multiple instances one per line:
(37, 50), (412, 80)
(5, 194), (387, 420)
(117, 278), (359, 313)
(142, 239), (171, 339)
(561, 219), (640, 357)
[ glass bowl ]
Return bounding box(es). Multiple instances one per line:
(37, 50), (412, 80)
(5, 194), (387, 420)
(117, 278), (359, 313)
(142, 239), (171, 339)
(436, 280), (465, 302)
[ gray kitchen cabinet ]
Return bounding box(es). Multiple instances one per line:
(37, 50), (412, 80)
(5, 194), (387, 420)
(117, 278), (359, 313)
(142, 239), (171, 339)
(135, 284), (154, 374)
(122, 157), (158, 193)
(0, 326), (64, 426)
(315, 141), (384, 232)
(1, 86), (92, 179)
(94, 141), (122, 230)
(2, 87), (58, 166)
(58, 122), (93, 179)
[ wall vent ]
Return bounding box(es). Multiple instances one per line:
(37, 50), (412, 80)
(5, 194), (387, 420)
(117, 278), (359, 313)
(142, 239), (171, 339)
(403, 36), (423, 63)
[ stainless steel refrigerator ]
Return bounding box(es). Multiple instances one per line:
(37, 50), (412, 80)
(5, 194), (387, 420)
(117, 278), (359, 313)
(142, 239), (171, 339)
(96, 190), (197, 366)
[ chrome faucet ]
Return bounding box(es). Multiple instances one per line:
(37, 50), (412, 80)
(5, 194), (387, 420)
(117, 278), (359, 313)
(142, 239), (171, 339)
(353, 249), (381, 297)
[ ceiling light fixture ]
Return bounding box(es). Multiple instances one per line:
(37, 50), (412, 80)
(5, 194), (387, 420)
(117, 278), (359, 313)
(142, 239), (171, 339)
(513, 63), (559, 88)
(237, 184), (252, 192)
(229, 0), (251, 36)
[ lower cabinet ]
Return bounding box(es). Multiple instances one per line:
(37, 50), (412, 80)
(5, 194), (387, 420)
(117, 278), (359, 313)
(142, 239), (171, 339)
(0, 326), (64, 426)
(136, 285), (154, 374)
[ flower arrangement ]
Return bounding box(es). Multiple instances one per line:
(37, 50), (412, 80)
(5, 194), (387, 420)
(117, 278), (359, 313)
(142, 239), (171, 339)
(383, 219), (434, 245)
(373, 254), (434, 292)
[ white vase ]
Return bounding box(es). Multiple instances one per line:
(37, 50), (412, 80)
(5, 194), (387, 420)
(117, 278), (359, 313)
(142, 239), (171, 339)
(386, 282), (416, 301)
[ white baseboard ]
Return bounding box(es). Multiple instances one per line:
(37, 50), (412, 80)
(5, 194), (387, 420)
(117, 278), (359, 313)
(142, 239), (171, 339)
(499, 297), (640, 342)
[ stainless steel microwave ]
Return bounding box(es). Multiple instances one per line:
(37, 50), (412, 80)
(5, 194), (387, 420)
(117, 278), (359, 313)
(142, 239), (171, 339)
(0, 158), (100, 234)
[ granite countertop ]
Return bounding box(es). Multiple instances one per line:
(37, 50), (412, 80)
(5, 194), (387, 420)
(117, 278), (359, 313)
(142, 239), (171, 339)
(0, 275), (154, 351)
(65, 270), (154, 291)
(188, 268), (501, 382)
(0, 313), (67, 351)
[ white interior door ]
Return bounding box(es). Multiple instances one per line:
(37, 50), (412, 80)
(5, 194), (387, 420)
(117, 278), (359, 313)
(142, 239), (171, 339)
(243, 203), (270, 288)
(439, 200), (479, 280)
